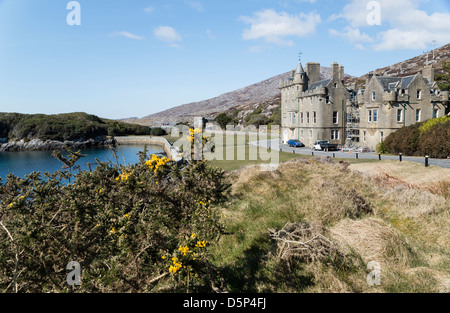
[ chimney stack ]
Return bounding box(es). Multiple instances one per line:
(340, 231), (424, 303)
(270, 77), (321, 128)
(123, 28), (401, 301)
(422, 65), (435, 83)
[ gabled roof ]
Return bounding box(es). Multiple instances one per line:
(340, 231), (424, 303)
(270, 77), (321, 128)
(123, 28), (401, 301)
(307, 79), (331, 91)
(374, 75), (417, 92)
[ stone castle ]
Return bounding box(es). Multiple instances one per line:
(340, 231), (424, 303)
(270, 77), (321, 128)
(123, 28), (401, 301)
(280, 57), (449, 150)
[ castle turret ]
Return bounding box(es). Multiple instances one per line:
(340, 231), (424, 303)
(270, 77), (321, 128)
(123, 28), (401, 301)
(294, 57), (306, 91)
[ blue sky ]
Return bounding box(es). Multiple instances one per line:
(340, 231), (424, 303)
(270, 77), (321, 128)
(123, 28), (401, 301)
(0, 0), (449, 119)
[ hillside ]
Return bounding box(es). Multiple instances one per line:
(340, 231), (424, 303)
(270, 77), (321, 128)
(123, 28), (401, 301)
(124, 66), (352, 126)
(125, 43), (450, 127)
(348, 43), (450, 86)
(0, 112), (151, 142)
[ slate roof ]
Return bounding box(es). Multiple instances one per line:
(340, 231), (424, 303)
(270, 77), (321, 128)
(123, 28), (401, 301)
(307, 79), (331, 91)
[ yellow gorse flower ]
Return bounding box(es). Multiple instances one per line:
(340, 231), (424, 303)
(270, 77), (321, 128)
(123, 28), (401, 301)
(195, 241), (207, 248)
(116, 171), (132, 181)
(169, 257), (183, 273)
(178, 246), (190, 256)
(145, 155), (171, 173)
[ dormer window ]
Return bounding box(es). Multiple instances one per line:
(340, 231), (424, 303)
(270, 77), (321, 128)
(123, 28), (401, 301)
(417, 89), (422, 100)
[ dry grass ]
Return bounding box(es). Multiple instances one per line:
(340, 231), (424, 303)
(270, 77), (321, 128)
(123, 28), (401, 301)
(213, 157), (450, 293)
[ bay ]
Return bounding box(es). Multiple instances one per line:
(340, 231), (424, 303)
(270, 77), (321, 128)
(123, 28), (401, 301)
(0, 145), (166, 181)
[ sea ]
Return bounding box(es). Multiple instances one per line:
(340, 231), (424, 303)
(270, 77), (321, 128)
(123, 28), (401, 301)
(0, 145), (166, 181)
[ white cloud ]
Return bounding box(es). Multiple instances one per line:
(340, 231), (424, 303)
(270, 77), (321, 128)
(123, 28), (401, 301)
(185, 1), (204, 12)
(329, 26), (373, 46)
(240, 9), (321, 46)
(143, 6), (154, 13)
(110, 31), (144, 40)
(330, 0), (450, 51)
(154, 26), (182, 43)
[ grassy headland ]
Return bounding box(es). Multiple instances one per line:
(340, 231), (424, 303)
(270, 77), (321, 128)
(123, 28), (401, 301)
(0, 112), (151, 142)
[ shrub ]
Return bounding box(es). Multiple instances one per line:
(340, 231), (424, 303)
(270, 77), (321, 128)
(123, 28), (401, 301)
(0, 148), (230, 293)
(419, 119), (450, 158)
(383, 123), (421, 156)
(150, 127), (167, 136)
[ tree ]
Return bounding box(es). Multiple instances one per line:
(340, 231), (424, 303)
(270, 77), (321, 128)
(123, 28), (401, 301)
(150, 127), (167, 136)
(215, 113), (232, 130)
(435, 61), (450, 92)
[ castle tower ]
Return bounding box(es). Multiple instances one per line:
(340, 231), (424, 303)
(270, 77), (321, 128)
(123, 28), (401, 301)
(294, 56), (307, 91)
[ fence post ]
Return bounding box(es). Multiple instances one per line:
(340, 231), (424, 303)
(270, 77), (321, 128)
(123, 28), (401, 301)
(399, 153), (402, 162)
(425, 156), (429, 167)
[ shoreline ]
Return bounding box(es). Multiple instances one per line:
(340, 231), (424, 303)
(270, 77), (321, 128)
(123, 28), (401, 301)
(0, 137), (116, 152)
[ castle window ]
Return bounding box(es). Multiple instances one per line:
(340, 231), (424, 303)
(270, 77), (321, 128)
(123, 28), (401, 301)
(309, 130), (313, 139)
(326, 96), (331, 104)
(380, 131), (384, 143)
(300, 112), (304, 124)
(306, 112), (310, 124)
(368, 110), (373, 123)
(371, 91), (376, 101)
(433, 108), (439, 119)
(417, 89), (422, 100)
(397, 109), (403, 123)
(363, 131), (366, 143)
(373, 109), (378, 123)
(293, 113), (296, 124)
(313, 112), (317, 124)
(416, 109), (421, 122)
(334, 83), (338, 88)
(331, 130), (340, 141)
(333, 111), (338, 124)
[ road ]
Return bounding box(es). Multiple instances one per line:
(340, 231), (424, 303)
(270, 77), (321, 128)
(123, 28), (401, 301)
(250, 139), (450, 169)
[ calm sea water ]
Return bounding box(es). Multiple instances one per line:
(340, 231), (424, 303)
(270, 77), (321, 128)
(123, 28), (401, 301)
(0, 145), (166, 181)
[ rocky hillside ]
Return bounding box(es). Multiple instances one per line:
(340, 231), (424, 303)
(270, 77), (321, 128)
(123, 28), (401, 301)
(124, 66), (350, 126)
(348, 43), (450, 86)
(125, 43), (450, 126)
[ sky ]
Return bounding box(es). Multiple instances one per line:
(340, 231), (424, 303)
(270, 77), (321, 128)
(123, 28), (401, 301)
(0, 0), (449, 120)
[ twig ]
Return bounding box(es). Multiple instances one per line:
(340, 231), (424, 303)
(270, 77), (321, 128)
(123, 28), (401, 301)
(0, 220), (19, 293)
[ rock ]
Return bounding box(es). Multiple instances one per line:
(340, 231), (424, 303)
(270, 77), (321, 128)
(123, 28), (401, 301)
(0, 138), (115, 152)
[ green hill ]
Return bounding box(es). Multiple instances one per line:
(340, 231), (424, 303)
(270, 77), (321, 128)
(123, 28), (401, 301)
(0, 112), (151, 142)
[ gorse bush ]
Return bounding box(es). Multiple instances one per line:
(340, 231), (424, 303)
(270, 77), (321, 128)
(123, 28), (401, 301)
(0, 145), (230, 293)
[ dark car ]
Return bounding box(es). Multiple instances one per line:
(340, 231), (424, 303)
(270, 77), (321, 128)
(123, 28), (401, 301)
(287, 139), (305, 147)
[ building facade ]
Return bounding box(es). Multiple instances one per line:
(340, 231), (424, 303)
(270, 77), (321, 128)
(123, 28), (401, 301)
(280, 59), (350, 147)
(356, 67), (449, 150)
(280, 57), (450, 150)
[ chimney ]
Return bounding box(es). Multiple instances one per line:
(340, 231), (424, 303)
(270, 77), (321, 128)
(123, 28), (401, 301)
(422, 65), (435, 83)
(366, 71), (376, 86)
(331, 62), (340, 81)
(306, 62), (321, 84)
(339, 65), (345, 82)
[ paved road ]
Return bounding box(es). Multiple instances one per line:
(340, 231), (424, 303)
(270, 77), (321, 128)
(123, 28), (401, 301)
(250, 139), (450, 169)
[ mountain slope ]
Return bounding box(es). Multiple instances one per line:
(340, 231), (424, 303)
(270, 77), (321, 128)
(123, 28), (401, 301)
(126, 66), (350, 126)
(125, 43), (450, 126)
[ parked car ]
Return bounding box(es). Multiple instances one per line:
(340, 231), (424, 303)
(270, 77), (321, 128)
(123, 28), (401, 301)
(313, 140), (339, 151)
(287, 139), (305, 147)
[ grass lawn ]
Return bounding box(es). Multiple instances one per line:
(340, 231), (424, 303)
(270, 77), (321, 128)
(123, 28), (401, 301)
(162, 133), (378, 171)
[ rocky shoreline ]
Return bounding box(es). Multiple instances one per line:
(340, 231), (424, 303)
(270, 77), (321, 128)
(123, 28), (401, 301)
(0, 137), (116, 152)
